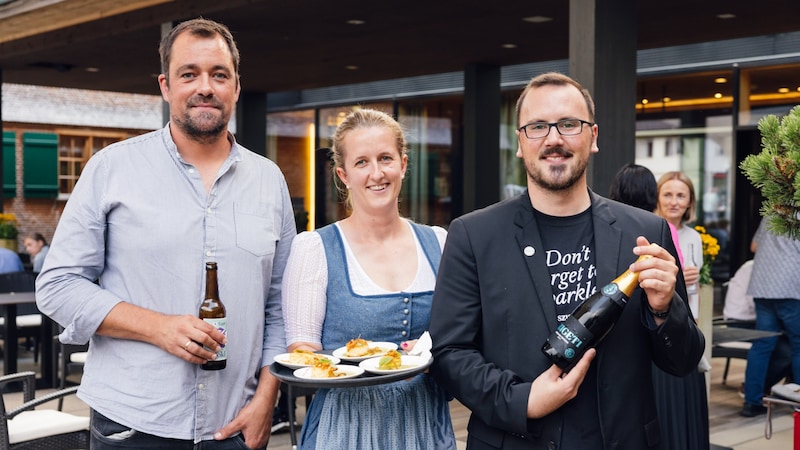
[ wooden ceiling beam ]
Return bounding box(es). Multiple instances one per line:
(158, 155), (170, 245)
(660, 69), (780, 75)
(0, 0), (173, 44)
(0, 0), (267, 58)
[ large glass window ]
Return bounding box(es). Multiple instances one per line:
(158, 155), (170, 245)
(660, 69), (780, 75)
(500, 90), (526, 199)
(318, 103), (394, 225)
(397, 99), (458, 228)
(632, 63), (800, 296)
(313, 101), (458, 228)
(58, 131), (125, 197)
(636, 113), (734, 284)
(266, 110), (316, 232)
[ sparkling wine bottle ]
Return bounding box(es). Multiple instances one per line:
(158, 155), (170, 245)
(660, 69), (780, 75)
(542, 253), (651, 372)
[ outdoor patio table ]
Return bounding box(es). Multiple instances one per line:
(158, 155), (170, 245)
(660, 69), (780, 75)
(0, 291), (55, 388)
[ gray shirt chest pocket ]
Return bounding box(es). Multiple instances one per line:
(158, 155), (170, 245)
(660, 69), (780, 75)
(234, 203), (277, 257)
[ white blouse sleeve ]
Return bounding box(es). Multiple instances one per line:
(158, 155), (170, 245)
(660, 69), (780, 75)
(432, 225), (448, 252)
(282, 231), (328, 347)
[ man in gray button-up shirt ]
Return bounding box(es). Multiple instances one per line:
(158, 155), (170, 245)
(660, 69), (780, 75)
(36, 18), (295, 449)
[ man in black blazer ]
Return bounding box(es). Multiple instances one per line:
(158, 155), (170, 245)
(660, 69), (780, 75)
(429, 72), (704, 449)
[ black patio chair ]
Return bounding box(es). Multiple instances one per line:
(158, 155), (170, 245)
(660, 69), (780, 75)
(0, 371), (89, 449)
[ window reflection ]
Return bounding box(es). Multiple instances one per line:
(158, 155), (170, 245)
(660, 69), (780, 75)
(267, 109), (315, 232)
(398, 100), (458, 227)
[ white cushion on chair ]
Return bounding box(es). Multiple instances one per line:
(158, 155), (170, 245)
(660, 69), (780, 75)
(8, 409), (90, 444)
(716, 341), (752, 350)
(0, 314), (42, 328)
(70, 352), (88, 364)
(15, 314), (42, 328)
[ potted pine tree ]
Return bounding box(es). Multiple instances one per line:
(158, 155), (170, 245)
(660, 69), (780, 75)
(740, 104), (800, 239)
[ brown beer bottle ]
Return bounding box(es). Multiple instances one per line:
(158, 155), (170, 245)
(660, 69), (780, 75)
(200, 262), (227, 370)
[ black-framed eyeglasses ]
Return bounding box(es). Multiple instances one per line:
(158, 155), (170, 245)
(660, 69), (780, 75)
(517, 119), (594, 139)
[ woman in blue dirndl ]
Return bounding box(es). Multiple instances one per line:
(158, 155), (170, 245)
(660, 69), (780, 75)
(282, 109), (456, 450)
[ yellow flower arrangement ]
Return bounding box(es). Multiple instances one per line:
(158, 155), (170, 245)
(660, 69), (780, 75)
(694, 225), (720, 286)
(0, 213), (18, 240)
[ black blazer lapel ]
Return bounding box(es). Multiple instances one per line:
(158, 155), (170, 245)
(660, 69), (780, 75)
(513, 194), (559, 334)
(590, 191), (623, 284)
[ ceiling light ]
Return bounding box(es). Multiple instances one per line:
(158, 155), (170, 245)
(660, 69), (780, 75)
(662, 97), (671, 103)
(714, 77), (727, 84)
(522, 16), (553, 23)
(716, 13), (736, 19)
(346, 19), (365, 25)
(641, 99), (649, 105)
(85, 67), (99, 73)
(502, 43), (517, 49)
(778, 87), (790, 93)
(714, 93), (723, 99)
(345, 65), (359, 70)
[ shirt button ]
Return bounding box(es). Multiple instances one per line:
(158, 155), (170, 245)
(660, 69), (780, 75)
(403, 297), (409, 304)
(402, 319), (408, 326)
(205, 250), (212, 257)
(198, 384), (205, 390)
(548, 441), (557, 450)
(403, 309), (409, 315)
(206, 208), (212, 214)
(188, 168), (196, 174)
(401, 331), (407, 337)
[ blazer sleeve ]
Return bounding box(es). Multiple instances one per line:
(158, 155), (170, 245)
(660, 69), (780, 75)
(429, 217), (534, 434)
(643, 217), (706, 376)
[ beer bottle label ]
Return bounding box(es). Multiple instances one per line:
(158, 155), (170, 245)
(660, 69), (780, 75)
(202, 317), (227, 361)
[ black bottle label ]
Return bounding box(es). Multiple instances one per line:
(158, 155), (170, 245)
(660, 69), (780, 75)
(542, 255), (648, 372)
(548, 315), (594, 365)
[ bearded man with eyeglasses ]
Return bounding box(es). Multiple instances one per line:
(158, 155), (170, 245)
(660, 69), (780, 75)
(429, 72), (705, 449)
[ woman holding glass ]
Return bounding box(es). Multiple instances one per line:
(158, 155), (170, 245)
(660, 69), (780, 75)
(656, 171), (703, 320)
(655, 170), (709, 449)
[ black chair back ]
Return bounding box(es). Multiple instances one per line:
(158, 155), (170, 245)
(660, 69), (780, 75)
(0, 271), (35, 294)
(0, 271), (37, 315)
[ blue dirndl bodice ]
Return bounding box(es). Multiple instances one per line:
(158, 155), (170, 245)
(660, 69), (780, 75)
(298, 222), (456, 450)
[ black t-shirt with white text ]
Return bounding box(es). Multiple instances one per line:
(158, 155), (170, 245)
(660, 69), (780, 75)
(534, 207), (597, 320)
(534, 206), (602, 447)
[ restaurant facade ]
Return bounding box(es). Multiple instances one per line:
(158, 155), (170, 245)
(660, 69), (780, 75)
(3, 31), (800, 278)
(264, 31), (800, 280)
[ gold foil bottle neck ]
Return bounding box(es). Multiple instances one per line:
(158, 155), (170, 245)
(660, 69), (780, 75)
(611, 254), (652, 298)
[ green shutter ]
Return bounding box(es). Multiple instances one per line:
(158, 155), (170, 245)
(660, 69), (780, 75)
(2, 131), (16, 198)
(22, 132), (59, 199)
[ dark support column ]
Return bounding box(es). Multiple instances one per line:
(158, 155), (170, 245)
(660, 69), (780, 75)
(161, 22), (172, 127)
(730, 67), (760, 273)
(313, 109), (329, 230)
(462, 64), (500, 214)
(569, 0), (637, 196)
(730, 66), (743, 272)
(236, 92), (267, 156)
